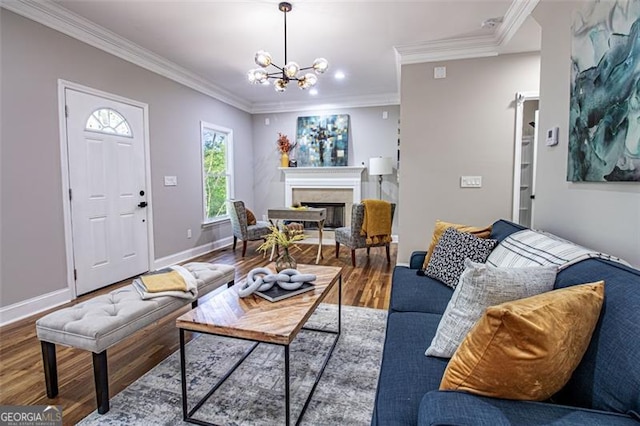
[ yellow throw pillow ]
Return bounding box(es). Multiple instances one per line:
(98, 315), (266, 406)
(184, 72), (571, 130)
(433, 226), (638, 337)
(440, 281), (605, 401)
(246, 208), (257, 226)
(422, 220), (492, 270)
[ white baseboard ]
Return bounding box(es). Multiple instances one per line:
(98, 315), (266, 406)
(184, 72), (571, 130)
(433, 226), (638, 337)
(0, 288), (73, 327)
(153, 237), (233, 269)
(0, 238), (234, 327)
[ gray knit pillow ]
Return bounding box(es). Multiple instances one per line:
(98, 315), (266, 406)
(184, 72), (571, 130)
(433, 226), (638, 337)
(425, 259), (557, 358)
(424, 227), (498, 288)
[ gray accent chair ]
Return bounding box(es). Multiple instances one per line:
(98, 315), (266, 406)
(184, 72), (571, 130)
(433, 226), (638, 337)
(228, 200), (271, 256)
(335, 203), (396, 267)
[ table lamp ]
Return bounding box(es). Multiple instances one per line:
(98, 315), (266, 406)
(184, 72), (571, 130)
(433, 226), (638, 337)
(369, 157), (393, 199)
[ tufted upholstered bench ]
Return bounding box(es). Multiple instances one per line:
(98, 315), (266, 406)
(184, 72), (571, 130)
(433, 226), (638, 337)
(35, 262), (235, 414)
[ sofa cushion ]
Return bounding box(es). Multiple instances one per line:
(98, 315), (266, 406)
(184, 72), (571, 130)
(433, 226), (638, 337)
(389, 266), (453, 314)
(489, 219), (526, 242)
(552, 259), (640, 415)
(424, 228), (498, 288)
(422, 220), (492, 269)
(372, 311), (449, 426)
(419, 391), (640, 426)
(425, 259), (557, 358)
(440, 282), (605, 401)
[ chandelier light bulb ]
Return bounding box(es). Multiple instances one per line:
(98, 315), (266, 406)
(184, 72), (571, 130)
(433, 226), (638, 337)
(255, 50), (272, 68)
(274, 78), (287, 92)
(254, 68), (268, 83)
(283, 62), (300, 79)
(247, 70), (257, 84)
(304, 73), (318, 87)
(312, 58), (329, 74)
(297, 76), (308, 89)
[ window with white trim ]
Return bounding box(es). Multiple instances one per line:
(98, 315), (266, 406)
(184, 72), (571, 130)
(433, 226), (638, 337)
(201, 122), (234, 223)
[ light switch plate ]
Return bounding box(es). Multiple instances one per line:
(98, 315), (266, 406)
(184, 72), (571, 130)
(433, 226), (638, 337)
(460, 176), (482, 188)
(164, 176), (177, 186)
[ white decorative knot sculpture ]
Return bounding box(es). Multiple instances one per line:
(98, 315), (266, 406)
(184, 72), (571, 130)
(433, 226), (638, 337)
(238, 267), (317, 298)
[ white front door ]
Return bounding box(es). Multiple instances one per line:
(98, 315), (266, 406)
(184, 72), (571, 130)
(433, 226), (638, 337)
(65, 88), (149, 295)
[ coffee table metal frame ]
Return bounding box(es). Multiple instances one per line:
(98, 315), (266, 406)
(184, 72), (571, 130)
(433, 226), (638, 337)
(178, 276), (342, 426)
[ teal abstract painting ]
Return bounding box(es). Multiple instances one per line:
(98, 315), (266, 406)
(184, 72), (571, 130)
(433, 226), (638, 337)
(296, 115), (350, 167)
(569, 0), (640, 181)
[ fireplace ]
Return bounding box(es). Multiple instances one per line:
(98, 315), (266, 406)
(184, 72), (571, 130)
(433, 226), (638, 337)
(300, 202), (345, 229)
(282, 166), (365, 228)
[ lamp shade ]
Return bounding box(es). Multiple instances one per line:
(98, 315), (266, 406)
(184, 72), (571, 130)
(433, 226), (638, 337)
(369, 157), (393, 176)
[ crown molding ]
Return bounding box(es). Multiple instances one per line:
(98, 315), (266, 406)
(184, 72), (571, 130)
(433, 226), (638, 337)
(395, 0), (540, 64)
(250, 92), (400, 114)
(1, 0), (253, 113)
(396, 35), (499, 64)
(496, 0), (540, 46)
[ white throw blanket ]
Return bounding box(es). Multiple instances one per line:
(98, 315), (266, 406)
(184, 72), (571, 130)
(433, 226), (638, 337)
(133, 265), (198, 300)
(487, 229), (628, 270)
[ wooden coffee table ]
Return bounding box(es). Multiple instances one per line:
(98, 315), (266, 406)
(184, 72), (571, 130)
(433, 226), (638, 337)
(176, 263), (343, 426)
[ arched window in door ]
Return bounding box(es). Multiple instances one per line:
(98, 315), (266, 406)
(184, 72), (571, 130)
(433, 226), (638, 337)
(85, 108), (132, 137)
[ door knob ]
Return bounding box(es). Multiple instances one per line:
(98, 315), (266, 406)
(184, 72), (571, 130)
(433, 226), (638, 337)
(138, 201), (148, 208)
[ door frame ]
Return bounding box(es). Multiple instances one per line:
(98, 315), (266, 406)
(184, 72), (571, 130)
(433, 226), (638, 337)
(58, 79), (155, 299)
(512, 91), (539, 225)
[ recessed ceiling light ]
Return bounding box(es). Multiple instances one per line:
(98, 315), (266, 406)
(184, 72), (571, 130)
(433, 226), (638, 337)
(334, 71), (346, 80)
(309, 88), (318, 95)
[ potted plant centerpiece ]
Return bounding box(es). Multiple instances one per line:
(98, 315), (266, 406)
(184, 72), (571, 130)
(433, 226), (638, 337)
(258, 224), (306, 272)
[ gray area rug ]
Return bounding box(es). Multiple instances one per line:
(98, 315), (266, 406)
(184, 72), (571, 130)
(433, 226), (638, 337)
(78, 304), (387, 425)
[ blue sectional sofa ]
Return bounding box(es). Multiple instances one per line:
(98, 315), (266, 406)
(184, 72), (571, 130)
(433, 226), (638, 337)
(372, 219), (640, 425)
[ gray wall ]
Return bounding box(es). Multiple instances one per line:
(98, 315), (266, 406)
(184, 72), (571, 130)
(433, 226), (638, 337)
(0, 11), (253, 307)
(398, 52), (541, 262)
(532, 1), (640, 267)
(251, 106), (400, 230)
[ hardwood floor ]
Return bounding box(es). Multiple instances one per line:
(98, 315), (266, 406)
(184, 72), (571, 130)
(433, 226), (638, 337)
(0, 241), (395, 425)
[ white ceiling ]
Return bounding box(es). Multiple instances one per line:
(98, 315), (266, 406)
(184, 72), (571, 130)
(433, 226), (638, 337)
(9, 1), (542, 113)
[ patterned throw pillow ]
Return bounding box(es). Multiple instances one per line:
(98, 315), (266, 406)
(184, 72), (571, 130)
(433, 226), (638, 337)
(246, 208), (257, 226)
(425, 259), (557, 358)
(422, 220), (492, 270)
(424, 227), (497, 288)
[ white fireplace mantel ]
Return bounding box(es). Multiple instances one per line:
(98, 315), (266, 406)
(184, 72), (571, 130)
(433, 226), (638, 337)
(280, 166), (366, 207)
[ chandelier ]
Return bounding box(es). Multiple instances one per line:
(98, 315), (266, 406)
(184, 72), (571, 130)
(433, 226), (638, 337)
(247, 2), (329, 92)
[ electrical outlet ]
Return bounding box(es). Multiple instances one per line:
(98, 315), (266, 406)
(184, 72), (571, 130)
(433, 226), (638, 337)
(460, 176), (482, 188)
(187, 229), (192, 239)
(164, 176), (177, 186)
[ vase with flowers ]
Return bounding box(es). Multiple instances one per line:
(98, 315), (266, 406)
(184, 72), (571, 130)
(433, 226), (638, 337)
(277, 132), (297, 168)
(258, 224), (306, 271)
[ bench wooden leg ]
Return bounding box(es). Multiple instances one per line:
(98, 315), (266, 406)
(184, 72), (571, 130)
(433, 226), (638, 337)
(92, 351), (109, 414)
(191, 300), (198, 309)
(41, 341), (58, 398)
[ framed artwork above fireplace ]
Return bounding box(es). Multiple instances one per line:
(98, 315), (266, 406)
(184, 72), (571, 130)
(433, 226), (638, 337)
(296, 114), (350, 167)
